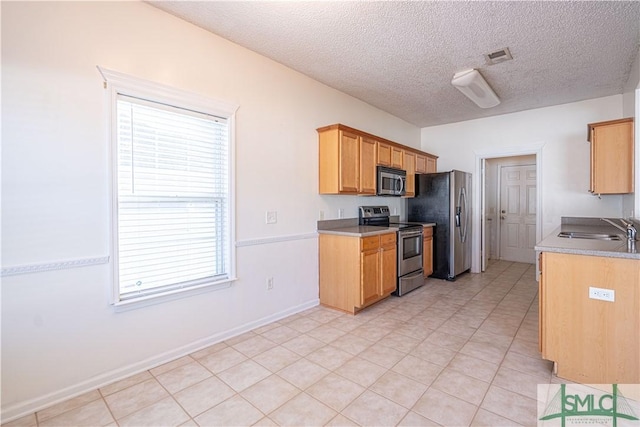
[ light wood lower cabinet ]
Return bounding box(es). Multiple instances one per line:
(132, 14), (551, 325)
(423, 226), (433, 277)
(319, 232), (397, 314)
(539, 252), (639, 384)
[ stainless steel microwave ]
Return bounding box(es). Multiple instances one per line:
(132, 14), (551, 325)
(377, 166), (406, 196)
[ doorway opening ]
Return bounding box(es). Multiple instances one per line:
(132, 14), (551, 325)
(472, 143), (544, 273)
(485, 156), (536, 264)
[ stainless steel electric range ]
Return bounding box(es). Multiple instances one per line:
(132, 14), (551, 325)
(359, 206), (425, 296)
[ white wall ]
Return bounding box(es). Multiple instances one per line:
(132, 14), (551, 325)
(0, 2), (420, 419)
(421, 95), (626, 245)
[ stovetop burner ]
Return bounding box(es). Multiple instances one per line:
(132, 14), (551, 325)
(359, 206), (423, 231)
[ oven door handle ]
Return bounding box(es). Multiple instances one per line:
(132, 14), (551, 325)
(399, 229), (423, 238)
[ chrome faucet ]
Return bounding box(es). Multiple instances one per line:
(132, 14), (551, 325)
(601, 218), (638, 241)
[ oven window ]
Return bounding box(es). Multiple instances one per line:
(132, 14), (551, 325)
(402, 235), (421, 259)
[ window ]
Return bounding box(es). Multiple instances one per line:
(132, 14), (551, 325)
(102, 68), (237, 305)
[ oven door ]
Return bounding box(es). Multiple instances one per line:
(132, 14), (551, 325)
(398, 228), (423, 276)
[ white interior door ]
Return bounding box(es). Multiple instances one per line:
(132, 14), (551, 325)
(499, 164), (536, 263)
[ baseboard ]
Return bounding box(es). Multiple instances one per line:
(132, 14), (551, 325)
(0, 298), (319, 423)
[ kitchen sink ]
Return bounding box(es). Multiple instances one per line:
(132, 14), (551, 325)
(557, 231), (621, 241)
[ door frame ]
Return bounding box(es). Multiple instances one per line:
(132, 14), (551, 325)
(496, 162), (536, 262)
(473, 142), (545, 273)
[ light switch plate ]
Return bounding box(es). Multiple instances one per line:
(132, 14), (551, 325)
(589, 286), (614, 302)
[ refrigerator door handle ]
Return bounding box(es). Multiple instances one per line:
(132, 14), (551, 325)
(460, 187), (468, 243)
(455, 207), (461, 227)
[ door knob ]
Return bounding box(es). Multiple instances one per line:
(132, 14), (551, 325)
(501, 210), (506, 214)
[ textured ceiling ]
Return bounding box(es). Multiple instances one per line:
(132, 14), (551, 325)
(149, 1), (640, 128)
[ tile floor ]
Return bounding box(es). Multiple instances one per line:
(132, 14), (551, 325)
(5, 261), (564, 427)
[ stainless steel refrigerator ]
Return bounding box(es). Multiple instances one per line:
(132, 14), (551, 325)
(408, 170), (472, 280)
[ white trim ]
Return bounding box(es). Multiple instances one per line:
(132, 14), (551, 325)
(99, 66), (239, 306)
(1, 256), (109, 277)
(236, 233), (318, 247)
(0, 298), (319, 423)
(473, 142), (545, 274)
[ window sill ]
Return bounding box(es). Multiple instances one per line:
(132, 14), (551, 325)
(112, 277), (238, 312)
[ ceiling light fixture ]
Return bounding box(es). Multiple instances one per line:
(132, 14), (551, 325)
(451, 69), (500, 109)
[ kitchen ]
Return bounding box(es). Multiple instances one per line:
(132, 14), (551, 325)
(2, 1), (640, 425)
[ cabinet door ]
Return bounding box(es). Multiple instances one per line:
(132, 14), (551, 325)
(360, 248), (380, 307)
(403, 151), (416, 197)
(426, 156), (437, 173)
(377, 142), (391, 166)
(339, 130), (360, 193)
(415, 154), (427, 173)
(379, 244), (397, 295)
(423, 227), (433, 277)
(589, 120), (633, 194)
(360, 137), (377, 194)
(391, 147), (403, 169)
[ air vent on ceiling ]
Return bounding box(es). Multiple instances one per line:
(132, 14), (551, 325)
(484, 47), (513, 65)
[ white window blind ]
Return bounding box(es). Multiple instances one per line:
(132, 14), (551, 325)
(115, 94), (230, 301)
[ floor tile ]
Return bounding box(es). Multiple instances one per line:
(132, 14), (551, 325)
(448, 353), (500, 383)
(480, 385), (537, 426)
(277, 358), (329, 389)
(155, 361), (212, 394)
(198, 347), (248, 374)
(424, 330), (468, 351)
(268, 393), (336, 426)
(305, 345), (353, 371)
(36, 390), (102, 422)
(241, 375), (300, 414)
(150, 356), (194, 377)
(251, 345), (301, 373)
(217, 360), (272, 392)
(325, 414), (359, 426)
(194, 395), (264, 427)
(259, 326), (301, 345)
(334, 356), (387, 388)
(492, 365), (549, 400)
(173, 376), (235, 417)
(99, 371), (153, 397)
(392, 354), (443, 386)
(412, 387), (478, 427)
(117, 396), (189, 427)
(377, 333), (422, 353)
(501, 351), (552, 380)
(1, 413), (37, 427)
(472, 408), (524, 426)
(39, 399), (114, 427)
(190, 342), (228, 360)
(305, 373), (365, 411)
(357, 342), (406, 369)
(305, 324), (347, 343)
(232, 335), (277, 358)
(397, 411), (441, 426)
(104, 378), (169, 420)
(369, 371), (429, 408)
(281, 335), (325, 356)
(285, 317), (323, 333)
(431, 367), (490, 406)
(341, 390), (408, 427)
(328, 334), (374, 355)
(410, 341), (457, 366)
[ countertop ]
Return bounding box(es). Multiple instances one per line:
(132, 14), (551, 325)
(317, 218), (436, 237)
(535, 217), (640, 260)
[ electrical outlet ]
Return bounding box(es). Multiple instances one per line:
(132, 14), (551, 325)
(319, 210), (325, 220)
(267, 277), (274, 290)
(338, 208), (344, 219)
(589, 286), (614, 302)
(265, 211), (277, 224)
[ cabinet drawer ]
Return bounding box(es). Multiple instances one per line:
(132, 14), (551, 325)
(361, 236), (380, 251)
(380, 233), (396, 246)
(423, 226), (433, 238)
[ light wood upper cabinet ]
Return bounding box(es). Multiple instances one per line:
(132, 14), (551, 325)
(423, 226), (433, 277)
(319, 232), (397, 314)
(426, 156), (437, 173)
(588, 118), (634, 195)
(318, 124), (438, 196)
(539, 251), (639, 384)
(391, 146), (403, 169)
(403, 151), (416, 197)
(319, 127), (376, 195)
(360, 137), (377, 195)
(377, 141), (392, 167)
